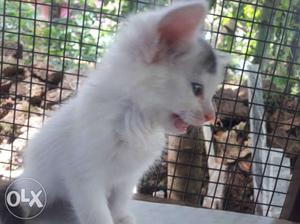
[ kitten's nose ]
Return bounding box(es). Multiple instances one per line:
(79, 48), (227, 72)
(202, 99), (216, 123)
(204, 113), (215, 123)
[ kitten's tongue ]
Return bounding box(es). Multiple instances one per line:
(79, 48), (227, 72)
(172, 114), (189, 133)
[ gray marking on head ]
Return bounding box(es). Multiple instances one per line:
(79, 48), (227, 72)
(198, 39), (217, 74)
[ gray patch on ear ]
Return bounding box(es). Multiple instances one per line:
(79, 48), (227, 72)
(198, 39), (217, 74)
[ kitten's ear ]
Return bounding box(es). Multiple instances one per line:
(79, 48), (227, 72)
(158, 1), (208, 47)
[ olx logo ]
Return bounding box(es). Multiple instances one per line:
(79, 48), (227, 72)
(5, 178), (47, 220)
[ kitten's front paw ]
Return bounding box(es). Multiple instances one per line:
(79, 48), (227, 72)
(114, 214), (136, 224)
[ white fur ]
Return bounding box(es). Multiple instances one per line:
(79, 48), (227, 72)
(16, 1), (226, 224)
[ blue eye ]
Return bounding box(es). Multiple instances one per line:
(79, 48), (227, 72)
(191, 82), (203, 96)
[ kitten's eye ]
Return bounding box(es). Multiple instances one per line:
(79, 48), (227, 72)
(191, 82), (203, 96)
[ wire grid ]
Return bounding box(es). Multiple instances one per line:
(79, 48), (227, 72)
(0, 0), (299, 219)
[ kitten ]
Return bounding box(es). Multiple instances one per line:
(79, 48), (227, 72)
(1, 1), (226, 224)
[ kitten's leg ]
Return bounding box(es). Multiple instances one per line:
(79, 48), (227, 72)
(68, 184), (113, 224)
(109, 182), (135, 224)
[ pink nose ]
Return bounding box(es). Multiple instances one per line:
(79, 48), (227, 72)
(204, 113), (215, 123)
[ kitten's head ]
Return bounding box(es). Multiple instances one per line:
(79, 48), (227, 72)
(109, 1), (228, 134)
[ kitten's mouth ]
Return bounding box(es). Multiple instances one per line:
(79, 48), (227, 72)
(171, 113), (189, 133)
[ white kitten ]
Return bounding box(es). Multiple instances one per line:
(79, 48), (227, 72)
(1, 1), (226, 224)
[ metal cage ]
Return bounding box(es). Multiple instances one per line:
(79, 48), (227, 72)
(0, 0), (299, 221)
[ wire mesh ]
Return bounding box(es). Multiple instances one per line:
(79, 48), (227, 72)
(0, 0), (299, 219)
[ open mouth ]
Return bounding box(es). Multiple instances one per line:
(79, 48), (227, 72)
(171, 113), (189, 133)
